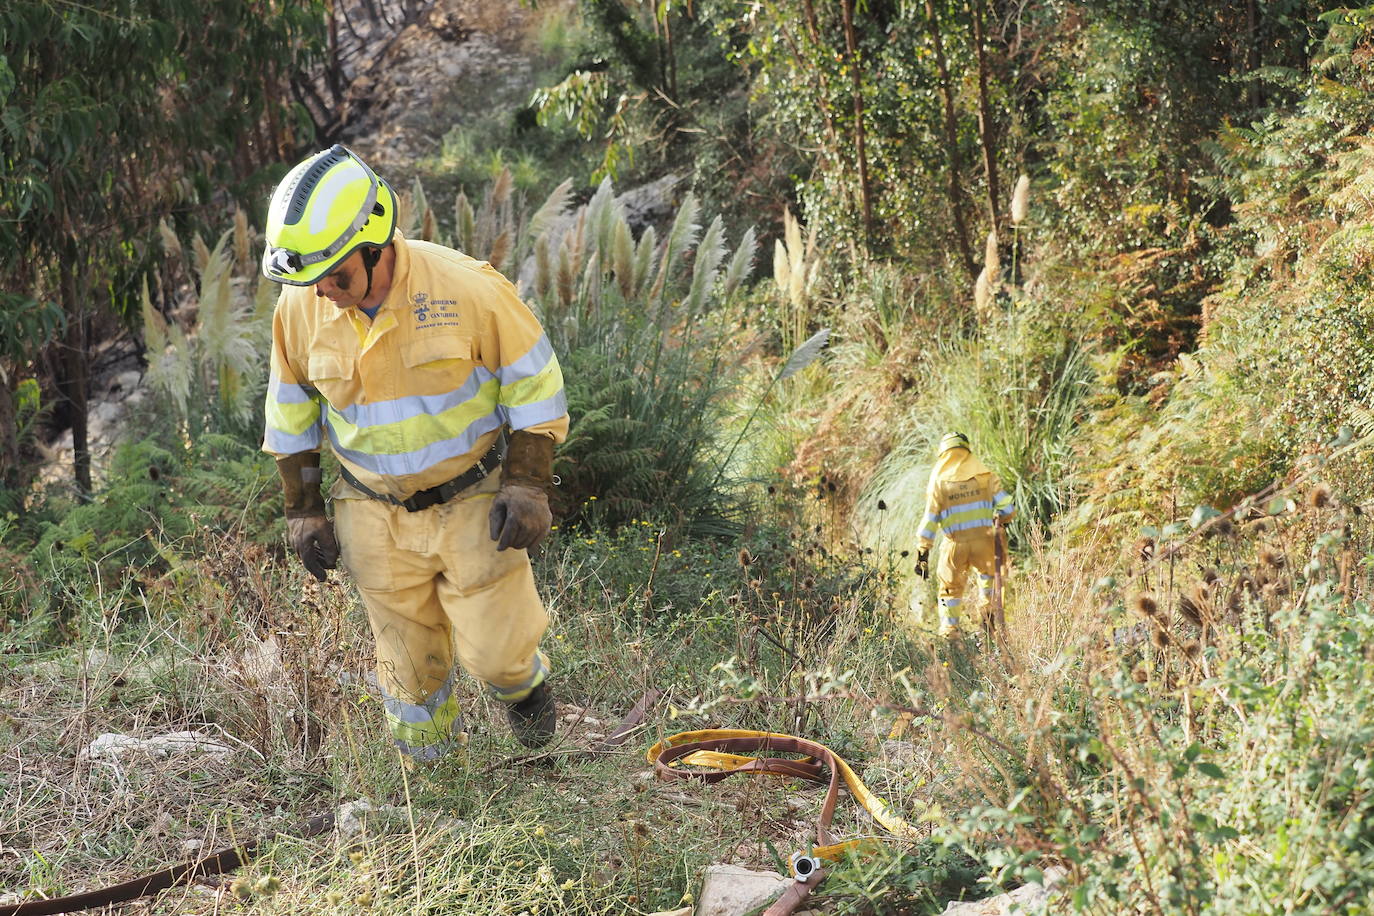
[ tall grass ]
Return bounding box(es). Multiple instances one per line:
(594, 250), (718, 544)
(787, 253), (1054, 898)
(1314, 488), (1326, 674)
(501, 175), (759, 533)
(864, 311), (1093, 559)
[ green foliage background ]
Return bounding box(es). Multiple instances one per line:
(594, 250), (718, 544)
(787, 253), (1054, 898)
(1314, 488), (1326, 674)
(6, 1), (1374, 913)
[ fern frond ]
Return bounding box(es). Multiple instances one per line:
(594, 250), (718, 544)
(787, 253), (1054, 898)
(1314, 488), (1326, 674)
(1349, 403), (1374, 438)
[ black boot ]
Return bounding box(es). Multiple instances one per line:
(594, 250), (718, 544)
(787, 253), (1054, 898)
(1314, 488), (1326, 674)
(506, 682), (557, 748)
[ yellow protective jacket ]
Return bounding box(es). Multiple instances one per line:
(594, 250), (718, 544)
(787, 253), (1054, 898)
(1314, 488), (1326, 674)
(915, 449), (1015, 550)
(263, 233), (568, 501)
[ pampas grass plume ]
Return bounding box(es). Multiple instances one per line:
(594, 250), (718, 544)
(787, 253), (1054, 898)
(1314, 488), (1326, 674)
(974, 267), (991, 313)
(1011, 174), (1030, 225)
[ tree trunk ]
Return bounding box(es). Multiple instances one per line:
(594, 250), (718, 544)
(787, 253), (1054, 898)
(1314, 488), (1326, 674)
(970, 0), (1001, 229)
(0, 364), (19, 496)
(924, 0), (978, 279)
(57, 269), (91, 495)
(840, 0), (873, 246)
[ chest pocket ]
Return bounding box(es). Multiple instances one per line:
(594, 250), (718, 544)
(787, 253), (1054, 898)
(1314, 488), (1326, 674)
(307, 352), (359, 410)
(402, 334), (479, 378)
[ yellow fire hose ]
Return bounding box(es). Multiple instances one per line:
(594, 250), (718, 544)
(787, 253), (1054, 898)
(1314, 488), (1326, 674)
(647, 729), (932, 915)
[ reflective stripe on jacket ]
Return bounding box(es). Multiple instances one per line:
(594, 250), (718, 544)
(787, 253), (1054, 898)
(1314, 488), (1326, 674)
(916, 472), (1014, 549)
(263, 233), (568, 500)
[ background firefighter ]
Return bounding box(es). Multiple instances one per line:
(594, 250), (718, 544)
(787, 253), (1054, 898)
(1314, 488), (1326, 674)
(260, 145), (569, 761)
(914, 432), (1016, 639)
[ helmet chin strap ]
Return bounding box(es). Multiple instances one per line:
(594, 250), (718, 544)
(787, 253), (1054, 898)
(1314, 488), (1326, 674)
(360, 246), (382, 304)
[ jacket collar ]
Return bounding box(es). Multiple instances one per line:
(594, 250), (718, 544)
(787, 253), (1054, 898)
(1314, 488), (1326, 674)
(321, 231), (411, 325)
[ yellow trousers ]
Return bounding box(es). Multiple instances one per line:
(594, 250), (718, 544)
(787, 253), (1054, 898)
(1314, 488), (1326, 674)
(936, 534), (997, 634)
(334, 473), (549, 761)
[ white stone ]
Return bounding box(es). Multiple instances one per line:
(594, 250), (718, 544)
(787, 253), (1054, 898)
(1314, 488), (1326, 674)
(695, 865), (789, 916)
(83, 730), (235, 760)
(336, 798), (406, 837)
(940, 866), (1067, 915)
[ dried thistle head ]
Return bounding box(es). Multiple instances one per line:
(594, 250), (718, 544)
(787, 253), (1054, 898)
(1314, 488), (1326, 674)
(1131, 664), (1149, 684)
(1183, 641), (1201, 659)
(1209, 517), (1234, 538)
(1307, 483), (1333, 509)
(737, 548), (753, 568)
(1151, 625), (1171, 649)
(1259, 546), (1285, 569)
(1134, 537), (1156, 564)
(1177, 593), (1203, 627)
(1131, 594), (1159, 618)
(1249, 518), (1270, 534)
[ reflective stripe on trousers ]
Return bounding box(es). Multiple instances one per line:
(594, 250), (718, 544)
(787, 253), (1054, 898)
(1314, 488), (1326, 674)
(335, 473), (552, 759)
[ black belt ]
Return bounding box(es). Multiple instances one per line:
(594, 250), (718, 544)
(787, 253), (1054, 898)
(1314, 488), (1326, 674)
(338, 431), (507, 512)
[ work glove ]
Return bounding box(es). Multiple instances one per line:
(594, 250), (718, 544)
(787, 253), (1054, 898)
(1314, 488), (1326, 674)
(489, 430), (554, 551)
(276, 452), (339, 581)
(915, 548), (930, 580)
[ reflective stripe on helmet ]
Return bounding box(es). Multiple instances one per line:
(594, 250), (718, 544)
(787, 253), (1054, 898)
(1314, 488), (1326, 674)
(262, 144), (394, 285)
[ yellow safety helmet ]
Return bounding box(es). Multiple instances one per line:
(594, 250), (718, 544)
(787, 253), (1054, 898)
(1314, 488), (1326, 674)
(261, 144), (397, 286)
(938, 431), (971, 454)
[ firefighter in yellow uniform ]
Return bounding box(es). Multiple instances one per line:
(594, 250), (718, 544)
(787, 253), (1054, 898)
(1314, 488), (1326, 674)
(914, 432), (1015, 638)
(260, 145), (568, 761)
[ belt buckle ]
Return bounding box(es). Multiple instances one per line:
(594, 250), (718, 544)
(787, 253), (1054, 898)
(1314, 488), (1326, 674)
(402, 489), (441, 512)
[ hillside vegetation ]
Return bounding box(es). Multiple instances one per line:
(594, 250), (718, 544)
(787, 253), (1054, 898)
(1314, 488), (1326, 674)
(3, 1), (1374, 914)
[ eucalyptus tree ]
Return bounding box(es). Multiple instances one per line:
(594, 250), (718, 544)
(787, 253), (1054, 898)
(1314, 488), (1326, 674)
(0, 0), (326, 495)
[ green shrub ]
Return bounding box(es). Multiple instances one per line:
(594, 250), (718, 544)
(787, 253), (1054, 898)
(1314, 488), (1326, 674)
(521, 178), (760, 535)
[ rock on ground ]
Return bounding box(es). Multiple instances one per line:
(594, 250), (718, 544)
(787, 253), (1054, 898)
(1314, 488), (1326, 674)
(941, 865), (1068, 915)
